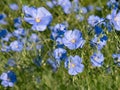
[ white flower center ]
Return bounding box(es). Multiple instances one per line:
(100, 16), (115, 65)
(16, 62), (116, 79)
(117, 58), (120, 62)
(71, 39), (76, 43)
(35, 18), (41, 23)
(16, 45), (18, 48)
(71, 63), (75, 68)
(94, 56), (99, 61)
(114, 16), (120, 22)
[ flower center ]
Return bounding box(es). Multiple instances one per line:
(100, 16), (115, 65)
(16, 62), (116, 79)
(117, 58), (120, 62)
(16, 45), (18, 48)
(94, 56), (99, 61)
(35, 18), (41, 23)
(71, 39), (76, 43)
(114, 16), (119, 22)
(71, 63), (75, 68)
(80, 10), (83, 13)
(7, 77), (10, 81)
(58, 53), (61, 57)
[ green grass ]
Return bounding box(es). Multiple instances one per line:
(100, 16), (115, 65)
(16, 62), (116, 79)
(0, 0), (120, 90)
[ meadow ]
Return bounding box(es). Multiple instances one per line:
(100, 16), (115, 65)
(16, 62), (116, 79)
(0, 0), (120, 90)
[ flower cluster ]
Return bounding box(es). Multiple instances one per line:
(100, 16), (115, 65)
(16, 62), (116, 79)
(0, 71), (17, 87)
(0, 0), (120, 88)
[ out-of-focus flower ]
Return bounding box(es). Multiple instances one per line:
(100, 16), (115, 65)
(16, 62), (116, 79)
(1, 44), (10, 52)
(80, 7), (87, 14)
(76, 14), (84, 22)
(0, 14), (7, 25)
(0, 29), (8, 38)
(47, 58), (58, 72)
(96, 7), (102, 11)
(90, 35), (108, 50)
(50, 22), (68, 40)
(88, 15), (104, 27)
(13, 28), (26, 38)
(53, 48), (67, 61)
(64, 55), (84, 75)
(10, 40), (23, 52)
(46, 0), (57, 8)
(72, 0), (79, 12)
(0, 71), (17, 87)
(14, 17), (22, 28)
(36, 44), (42, 50)
(9, 3), (19, 11)
(58, 0), (72, 14)
(62, 29), (85, 50)
(94, 26), (103, 36)
(87, 5), (94, 11)
(107, 9), (120, 31)
(107, 0), (118, 9)
(112, 54), (120, 66)
(7, 59), (16, 67)
(2, 32), (12, 42)
(29, 33), (39, 43)
(90, 51), (104, 67)
(56, 37), (64, 47)
(23, 6), (52, 31)
(46, 1), (54, 8)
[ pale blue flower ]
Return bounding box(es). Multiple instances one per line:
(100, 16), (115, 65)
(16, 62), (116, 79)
(9, 3), (19, 11)
(23, 6), (52, 31)
(65, 55), (84, 75)
(90, 51), (104, 67)
(62, 29), (85, 50)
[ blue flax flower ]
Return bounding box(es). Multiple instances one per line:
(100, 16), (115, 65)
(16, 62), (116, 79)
(90, 51), (104, 67)
(13, 28), (26, 39)
(94, 26), (103, 36)
(47, 58), (58, 72)
(50, 22), (68, 40)
(62, 29), (85, 50)
(1, 43), (10, 52)
(112, 54), (120, 66)
(0, 14), (7, 25)
(107, 0), (118, 9)
(46, 1), (54, 8)
(23, 6), (52, 31)
(7, 59), (16, 67)
(65, 55), (84, 75)
(90, 35), (108, 50)
(80, 7), (87, 14)
(0, 71), (17, 87)
(0, 29), (8, 38)
(53, 48), (67, 61)
(72, 0), (79, 12)
(96, 7), (102, 11)
(29, 33), (40, 43)
(14, 17), (22, 28)
(88, 15), (104, 27)
(36, 44), (42, 50)
(87, 5), (94, 12)
(2, 32), (12, 42)
(58, 0), (72, 14)
(56, 37), (64, 47)
(46, 0), (57, 8)
(76, 14), (84, 22)
(107, 9), (120, 31)
(9, 3), (19, 11)
(10, 40), (23, 52)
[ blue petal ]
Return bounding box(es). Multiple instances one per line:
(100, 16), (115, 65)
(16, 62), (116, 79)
(32, 24), (47, 31)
